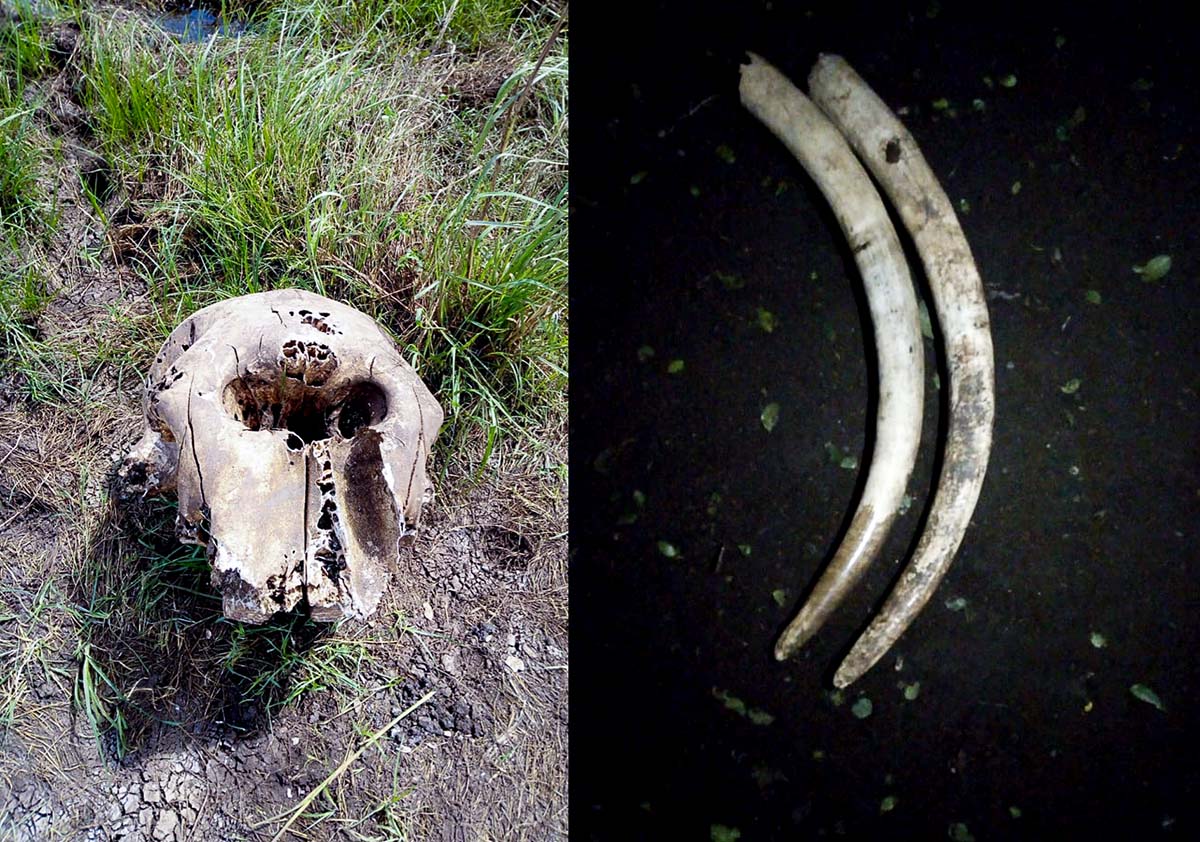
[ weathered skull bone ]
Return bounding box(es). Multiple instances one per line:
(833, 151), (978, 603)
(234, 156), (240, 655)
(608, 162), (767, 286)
(119, 289), (444, 623)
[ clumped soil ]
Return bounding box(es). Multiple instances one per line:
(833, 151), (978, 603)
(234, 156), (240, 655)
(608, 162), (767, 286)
(0, 5), (566, 840)
(574, 3), (1197, 840)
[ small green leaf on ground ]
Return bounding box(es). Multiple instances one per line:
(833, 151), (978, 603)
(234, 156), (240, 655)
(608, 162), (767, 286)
(1055, 34), (1067, 48)
(825, 442), (843, 464)
(999, 74), (1018, 88)
(712, 687), (747, 716)
(932, 97), (950, 110)
(903, 681), (922, 701)
(761, 402), (780, 432)
(775, 179), (791, 196)
(839, 455), (858, 471)
(630, 171), (647, 185)
(1090, 631), (1107, 648)
(1011, 180), (1022, 195)
(637, 345), (655, 362)
(747, 708), (775, 726)
(828, 689), (845, 707)
(1010, 806), (1023, 819)
(616, 512), (638, 525)
(880, 795), (899, 813)
(715, 144), (736, 164)
(945, 596), (968, 612)
(958, 197), (971, 214)
(667, 359), (685, 374)
(971, 98), (986, 112)
(918, 299), (934, 339)
(1132, 254), (1171, 281)
(949, 822), (976, 842)
(1130, 77), (1154, 91)
(850, 697), (873, 719)
(932, 372), (941, 391)
(1085, 289), (1102, 305)
(812, 749), (826, 760)
(1130, 683), (1166, 711)
(757, 308), (777, 333)
(772, 588), (788, 607)
(982, 75), (994, 88)
(715, 270), (744, 290)
(657, 541), (680, 559)
(899, 493), (913, 515)
(633, 490), (647, 508)
(738, 544), (752, 557)
(706, 493), (722, 517)
(711, 824), (741, 842)
(1060, 378), (1081, 395)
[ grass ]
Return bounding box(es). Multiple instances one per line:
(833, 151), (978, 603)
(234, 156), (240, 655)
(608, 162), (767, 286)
(0, 5), (567, 832)
(64, 2), (566, 457)
(64, 497), (390, 758)
(1, 6), (52, 237)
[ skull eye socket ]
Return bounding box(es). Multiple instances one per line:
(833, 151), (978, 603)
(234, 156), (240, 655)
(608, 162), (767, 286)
(336, 382), (387, 438)
(222, 377), (386, 443)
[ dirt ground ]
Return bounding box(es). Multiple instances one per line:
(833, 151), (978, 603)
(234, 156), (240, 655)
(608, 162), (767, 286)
(0, 6), (567, 841)
(574, 3), (1198, 840)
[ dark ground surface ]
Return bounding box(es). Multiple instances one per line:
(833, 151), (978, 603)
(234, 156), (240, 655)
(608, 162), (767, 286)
(572, 3), (1198, 839)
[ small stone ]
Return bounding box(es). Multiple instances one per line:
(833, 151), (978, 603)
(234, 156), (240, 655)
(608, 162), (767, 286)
(153, 809), (179, 841)
(505, 655), (526, 672)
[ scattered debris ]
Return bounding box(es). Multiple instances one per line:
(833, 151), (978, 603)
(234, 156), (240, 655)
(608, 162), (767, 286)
(1132, 254), (1171, 281)
(756, 308), (777, 333)
(1130, 683), (1166, 712)
(716, 270), (745, 289)
(712, 688), (774, 725)
(761, 403), (780, 432)
(850, 696), (873, 719)
(918, 299), (934, 339)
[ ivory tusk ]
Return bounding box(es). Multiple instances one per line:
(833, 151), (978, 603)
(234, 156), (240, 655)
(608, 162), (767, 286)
(739, 54), (925, 661)
(807, 54), (996, 688)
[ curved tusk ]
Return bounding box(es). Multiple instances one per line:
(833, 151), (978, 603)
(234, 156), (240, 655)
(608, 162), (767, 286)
(739, 54), (925, 661)
(807, 54), (996, 688)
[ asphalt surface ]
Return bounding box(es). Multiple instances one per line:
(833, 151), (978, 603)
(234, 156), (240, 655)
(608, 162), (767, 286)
(573, 3), (1199, 838)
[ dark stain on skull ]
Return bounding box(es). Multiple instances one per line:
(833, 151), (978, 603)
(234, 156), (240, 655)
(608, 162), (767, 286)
(342, 429), (400, 559)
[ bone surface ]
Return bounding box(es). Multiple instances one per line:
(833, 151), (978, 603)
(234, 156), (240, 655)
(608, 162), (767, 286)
(807, 54), (996, 688)
(119, 289), (444, 623)
(739, 54), (925, 660)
